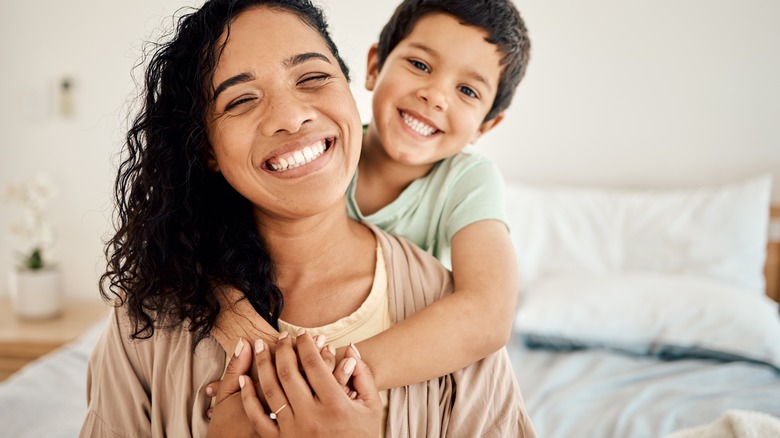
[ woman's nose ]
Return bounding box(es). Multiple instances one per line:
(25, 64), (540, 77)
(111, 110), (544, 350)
(261, 92), (317, 136)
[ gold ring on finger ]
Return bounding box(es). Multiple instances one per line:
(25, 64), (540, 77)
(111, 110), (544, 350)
(269, 402), (288, 420)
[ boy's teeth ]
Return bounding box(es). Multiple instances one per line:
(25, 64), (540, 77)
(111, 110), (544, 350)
(401, 111), (436, 136)
(269, 141), (327, 172)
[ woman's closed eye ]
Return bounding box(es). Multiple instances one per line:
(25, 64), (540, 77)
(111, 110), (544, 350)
(298, 73), (334, 87)
(225, 96), (257, 111)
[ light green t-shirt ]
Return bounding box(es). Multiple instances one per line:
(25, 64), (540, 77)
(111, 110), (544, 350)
(346, 149), (508, 270)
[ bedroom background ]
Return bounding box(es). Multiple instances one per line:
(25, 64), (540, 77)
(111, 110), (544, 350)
(1, 0), (779, 303)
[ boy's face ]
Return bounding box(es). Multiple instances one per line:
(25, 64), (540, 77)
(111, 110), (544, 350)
(365, 13), (504, 167)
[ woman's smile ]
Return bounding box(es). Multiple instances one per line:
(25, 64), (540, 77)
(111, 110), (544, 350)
(265, 137), (334, 172)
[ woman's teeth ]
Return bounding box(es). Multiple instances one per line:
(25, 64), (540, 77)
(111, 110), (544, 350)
(401, 111), (436, 136)
(268, 141), (327, 172)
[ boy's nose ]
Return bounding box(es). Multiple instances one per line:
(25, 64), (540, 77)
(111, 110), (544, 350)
(261, 92), (317, 136)
(416, 85), (448, 112)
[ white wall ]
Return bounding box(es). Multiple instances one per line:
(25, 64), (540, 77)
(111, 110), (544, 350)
(1, 0), (778, 301)
(479, 0), (780, 190)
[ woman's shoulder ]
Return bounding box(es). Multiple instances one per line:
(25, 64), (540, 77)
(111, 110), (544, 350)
(99, 305), (220, 366)
(85, 306), (224, 437)
(369, 224), (448, 272)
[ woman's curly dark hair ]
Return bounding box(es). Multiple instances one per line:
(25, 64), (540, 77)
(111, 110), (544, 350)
(101, 0), (350, 346)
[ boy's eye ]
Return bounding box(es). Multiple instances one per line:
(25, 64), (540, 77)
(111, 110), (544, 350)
(458, 85), (478, 99)
(409, 60), (430, 73)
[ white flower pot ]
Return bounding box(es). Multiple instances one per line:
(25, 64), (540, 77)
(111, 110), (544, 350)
(8, 268), (63, 319)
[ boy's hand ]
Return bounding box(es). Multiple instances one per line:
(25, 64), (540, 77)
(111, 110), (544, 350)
(240, 331), (382, 437)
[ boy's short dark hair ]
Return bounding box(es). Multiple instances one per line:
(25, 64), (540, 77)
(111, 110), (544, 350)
(376, 0), (531, 122)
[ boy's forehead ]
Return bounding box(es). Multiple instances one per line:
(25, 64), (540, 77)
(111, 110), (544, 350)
(402, 12), (502, 60)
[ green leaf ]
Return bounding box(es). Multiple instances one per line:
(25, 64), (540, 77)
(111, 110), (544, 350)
(25, 248), (44, 270)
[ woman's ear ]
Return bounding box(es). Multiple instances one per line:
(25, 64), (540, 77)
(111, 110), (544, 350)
(469, 112), (505, 144)
(365, 44), (380, 91)
(206, 147), (220, 172)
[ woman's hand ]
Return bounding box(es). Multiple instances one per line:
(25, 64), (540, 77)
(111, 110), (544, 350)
(204, 333), (349, 421)
(207, 332), (382, 437)
(248, 330), (382, 437)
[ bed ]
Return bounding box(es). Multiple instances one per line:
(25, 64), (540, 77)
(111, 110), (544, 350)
(504, 174), (780, 437)
(0, 175), (778, 437)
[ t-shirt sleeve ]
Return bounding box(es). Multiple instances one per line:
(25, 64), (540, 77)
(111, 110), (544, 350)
(80, 308), (153, 438)
(441, 157), (509, 244)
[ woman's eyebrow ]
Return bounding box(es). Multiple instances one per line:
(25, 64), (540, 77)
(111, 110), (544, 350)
(213, 53), (331, 101)
(213, 72), (255, 101)
(284, 52), (331, 68)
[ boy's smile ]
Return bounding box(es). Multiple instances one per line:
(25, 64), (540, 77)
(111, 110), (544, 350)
(364, 12), (504, 173)
(400, 109), (439, 137)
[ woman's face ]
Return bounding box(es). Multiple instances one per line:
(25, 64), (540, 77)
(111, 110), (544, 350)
(206, 6), (361, 221)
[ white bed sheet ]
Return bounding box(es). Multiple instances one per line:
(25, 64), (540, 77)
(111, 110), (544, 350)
(0, 316), (107, 438)
(506, 334), (780, 438)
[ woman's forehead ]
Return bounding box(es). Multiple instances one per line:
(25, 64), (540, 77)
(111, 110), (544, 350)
(217, 7), (330, 66)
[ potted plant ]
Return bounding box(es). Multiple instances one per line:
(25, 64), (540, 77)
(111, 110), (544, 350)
(4, 175), (62, 319)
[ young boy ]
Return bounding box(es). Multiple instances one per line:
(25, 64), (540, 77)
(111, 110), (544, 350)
(212, 0), (530, 392)
(344, 0), (531, 389)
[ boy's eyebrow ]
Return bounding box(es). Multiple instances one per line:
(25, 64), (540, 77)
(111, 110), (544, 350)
(408, 42), (494, 92)
(465, 70), (494, 93)
(213, 52), (331, 101)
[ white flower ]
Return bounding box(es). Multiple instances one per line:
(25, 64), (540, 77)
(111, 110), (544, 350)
(3, 174), (57, 270)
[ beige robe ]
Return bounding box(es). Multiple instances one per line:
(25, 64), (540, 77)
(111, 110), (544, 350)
(81, 225), (536, 437)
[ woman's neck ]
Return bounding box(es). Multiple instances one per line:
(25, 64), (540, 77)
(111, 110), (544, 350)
(255, 204), (377, 327)
(256, 204), (357, 265)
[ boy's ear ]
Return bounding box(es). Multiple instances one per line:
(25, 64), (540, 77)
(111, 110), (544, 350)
(469, 112), (505, 144)
(365, 44), (380, 91)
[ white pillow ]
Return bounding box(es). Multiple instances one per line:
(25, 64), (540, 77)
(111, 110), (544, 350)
(514, 273), (780, 368)
(505, 175), (772, 294)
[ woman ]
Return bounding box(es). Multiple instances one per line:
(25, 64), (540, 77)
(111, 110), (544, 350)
(82, 0), (534, 436)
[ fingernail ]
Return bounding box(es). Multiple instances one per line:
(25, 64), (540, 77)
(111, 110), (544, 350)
(278, 331), (289, 341)
(349, 391), (358, 400)
(239, 375), (246, 388)
(255, 339), (264, 353)
(206, 386), (214, 397)
(296, 328), (306, 336)
(327, 344), (336, 356)
(207, 409), (213, 419)
(343, 357), (357, 375)
(234, 338), (244, 357)
(314, 335), (326, 350)
(350, 342), (362, 359)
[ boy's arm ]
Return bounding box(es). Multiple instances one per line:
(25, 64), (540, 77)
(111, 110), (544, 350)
(212, 221), (518, 391)
(354, 219), (517, 390)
